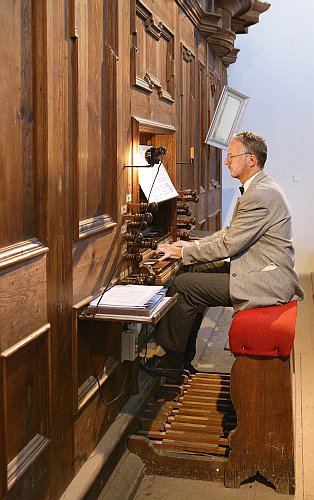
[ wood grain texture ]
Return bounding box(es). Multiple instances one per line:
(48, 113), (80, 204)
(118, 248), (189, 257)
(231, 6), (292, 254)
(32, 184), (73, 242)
(225, 356), (295, 495)
(0, 256), (47, 352)
(0, 0), (35, 248)
(0, 0), (269, 496)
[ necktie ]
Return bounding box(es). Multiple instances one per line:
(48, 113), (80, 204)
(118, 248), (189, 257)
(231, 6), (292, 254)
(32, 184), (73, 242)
(239, 185), (244, 195)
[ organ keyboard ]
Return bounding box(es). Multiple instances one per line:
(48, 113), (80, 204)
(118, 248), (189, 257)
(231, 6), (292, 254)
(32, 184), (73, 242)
(121, 244), (183, 286)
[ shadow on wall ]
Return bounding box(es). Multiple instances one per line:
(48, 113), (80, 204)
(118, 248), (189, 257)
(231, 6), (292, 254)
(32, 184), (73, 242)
(222, 188), (238, 227)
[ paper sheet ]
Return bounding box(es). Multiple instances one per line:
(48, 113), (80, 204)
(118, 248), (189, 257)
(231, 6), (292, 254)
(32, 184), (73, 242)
(137, 145), (178, 202)
(89, 285), (165, 308)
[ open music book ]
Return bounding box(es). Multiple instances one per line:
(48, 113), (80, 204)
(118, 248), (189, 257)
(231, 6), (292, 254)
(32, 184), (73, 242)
(87, 285), (167, 317)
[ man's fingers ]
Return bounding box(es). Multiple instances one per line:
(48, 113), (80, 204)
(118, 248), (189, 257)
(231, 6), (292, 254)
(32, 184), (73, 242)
(158, 253), (168, 262)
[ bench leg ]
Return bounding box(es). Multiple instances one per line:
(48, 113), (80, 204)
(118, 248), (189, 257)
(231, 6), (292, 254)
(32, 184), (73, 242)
(224, 356), (295, 495)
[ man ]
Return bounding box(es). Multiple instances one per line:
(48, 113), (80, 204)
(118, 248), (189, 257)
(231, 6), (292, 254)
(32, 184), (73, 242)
(142, 131), (304, 382)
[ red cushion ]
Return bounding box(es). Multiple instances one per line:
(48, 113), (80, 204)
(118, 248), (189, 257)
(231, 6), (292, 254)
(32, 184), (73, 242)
(228, 301), (298, 357)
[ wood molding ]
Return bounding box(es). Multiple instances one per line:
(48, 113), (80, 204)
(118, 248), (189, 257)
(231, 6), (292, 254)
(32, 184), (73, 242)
(208, 209), (221, 219)
(176, 0), (221, 33)
(78, 215), (117, 240)
(231, 0), (271, 34)
(0, 356), (7, 496)
(1, 323), (51, 358)
(206, 27), (236, 58)
(0, 239), (48, 270)
(182, 44), (195, 64)
(69, 0), (78, 38)
(7, 434), (50, 491)
(176, 0), (270, 63)
(132, 116), (176, 134)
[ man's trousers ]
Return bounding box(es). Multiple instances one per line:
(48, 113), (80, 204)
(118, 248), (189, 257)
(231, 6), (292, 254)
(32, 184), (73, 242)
(155, 261), (233, 353)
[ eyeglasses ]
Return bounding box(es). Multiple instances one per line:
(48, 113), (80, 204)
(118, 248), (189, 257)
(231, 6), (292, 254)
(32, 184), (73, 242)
(226, 152), (252, 161)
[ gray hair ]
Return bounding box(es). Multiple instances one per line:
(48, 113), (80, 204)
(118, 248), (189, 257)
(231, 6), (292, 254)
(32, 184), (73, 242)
(233, 131), (267, 167)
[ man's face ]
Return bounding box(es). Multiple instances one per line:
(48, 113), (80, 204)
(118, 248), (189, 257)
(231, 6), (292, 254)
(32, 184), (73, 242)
(224, 139), (253, 182)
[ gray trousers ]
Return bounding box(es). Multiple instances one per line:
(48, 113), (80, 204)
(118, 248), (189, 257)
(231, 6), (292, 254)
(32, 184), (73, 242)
(155, 261), (232, 353)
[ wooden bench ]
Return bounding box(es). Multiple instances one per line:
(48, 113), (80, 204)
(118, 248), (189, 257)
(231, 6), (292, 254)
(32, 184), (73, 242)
(224, 301), (298, 495)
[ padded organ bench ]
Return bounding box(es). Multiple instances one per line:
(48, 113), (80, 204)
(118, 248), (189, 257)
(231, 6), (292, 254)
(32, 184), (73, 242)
(224, 301), (298, 495)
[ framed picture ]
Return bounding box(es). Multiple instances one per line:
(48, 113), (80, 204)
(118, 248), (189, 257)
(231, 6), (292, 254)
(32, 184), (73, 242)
(205, 86), (250, 150)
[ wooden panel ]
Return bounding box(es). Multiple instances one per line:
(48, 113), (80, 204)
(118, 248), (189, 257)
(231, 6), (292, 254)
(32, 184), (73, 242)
(1, 326), (50, 494)
(131, 0), (175, 103)
(197, 61), (207, 191)
(0, 0), (36, 248)
(73, 315), (137, 472)
(178, 43), (195, 191)
(0, 0), (268, 497)
(0, 256), (47, 352)
(208, 185), (221, 215)
(72, 229), (119, 305)
(208, 210), (221, 233)
(72, 0), (117, 238)
(73, 356), (136, 473)
(206, 75), (222, 231)
(225, 356), (294, 495)
(45, 0), (74, 496)
(77, 320), (121, 400)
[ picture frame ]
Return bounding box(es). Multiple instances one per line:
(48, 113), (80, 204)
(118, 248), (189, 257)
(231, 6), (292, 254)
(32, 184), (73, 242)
(205, 86), (250, 150)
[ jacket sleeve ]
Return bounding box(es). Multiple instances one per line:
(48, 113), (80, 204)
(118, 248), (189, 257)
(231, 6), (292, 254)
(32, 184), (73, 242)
(182, 195), (270, 265)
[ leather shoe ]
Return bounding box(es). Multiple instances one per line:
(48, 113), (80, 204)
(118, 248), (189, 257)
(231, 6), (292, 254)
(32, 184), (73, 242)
(140, 353), (183, 384)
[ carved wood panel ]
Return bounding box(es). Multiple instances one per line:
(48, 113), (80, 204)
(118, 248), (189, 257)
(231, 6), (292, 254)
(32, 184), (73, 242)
(131, 0), (175, 103)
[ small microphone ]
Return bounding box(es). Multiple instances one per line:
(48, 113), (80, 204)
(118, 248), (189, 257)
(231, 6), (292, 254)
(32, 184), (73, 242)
(145, 146), (167, 166)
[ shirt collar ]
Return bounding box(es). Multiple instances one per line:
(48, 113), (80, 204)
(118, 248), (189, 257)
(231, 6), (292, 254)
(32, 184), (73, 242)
(242, 171), (261, 193)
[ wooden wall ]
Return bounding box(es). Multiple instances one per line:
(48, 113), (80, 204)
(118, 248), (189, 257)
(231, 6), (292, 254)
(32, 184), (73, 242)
(0, 0), (269, 497)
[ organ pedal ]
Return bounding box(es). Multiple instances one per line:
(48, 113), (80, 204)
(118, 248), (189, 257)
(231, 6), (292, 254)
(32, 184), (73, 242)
(128, 371), (236, 481)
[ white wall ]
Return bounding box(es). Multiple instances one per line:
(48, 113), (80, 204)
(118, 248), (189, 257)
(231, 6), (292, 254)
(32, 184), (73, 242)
(223, 0), (314, 274)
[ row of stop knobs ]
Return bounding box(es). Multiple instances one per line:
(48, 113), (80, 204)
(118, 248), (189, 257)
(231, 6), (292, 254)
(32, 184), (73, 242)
(176, 189), (198, 238)
(122, 190), (198, 256)
(123, 203), (158, 256)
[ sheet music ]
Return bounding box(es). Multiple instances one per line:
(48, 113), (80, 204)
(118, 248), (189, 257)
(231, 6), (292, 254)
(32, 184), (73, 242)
(88, 296), (175, 323)
(89, 285), (165, 308)
(137, 145), (178, 202)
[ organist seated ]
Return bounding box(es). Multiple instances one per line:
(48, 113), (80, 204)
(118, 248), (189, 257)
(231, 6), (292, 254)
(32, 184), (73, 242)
(141, 131), (304, 383)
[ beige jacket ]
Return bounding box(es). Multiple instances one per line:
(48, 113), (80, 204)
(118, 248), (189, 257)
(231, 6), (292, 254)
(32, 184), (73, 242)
(182, 171), (304, 312)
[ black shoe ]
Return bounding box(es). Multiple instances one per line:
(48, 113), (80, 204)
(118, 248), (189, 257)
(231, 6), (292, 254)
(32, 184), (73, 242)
(140, 353), (183, 384)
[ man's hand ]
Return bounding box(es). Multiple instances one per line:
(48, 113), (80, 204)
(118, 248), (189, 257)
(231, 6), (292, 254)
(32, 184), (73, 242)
(171, 240), (194, 248)
(156, 240), (194, 261)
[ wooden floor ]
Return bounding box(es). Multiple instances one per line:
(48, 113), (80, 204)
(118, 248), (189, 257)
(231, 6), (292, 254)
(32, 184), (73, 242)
(293, 274), (314, 500)
(134, 274), (314, 499)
